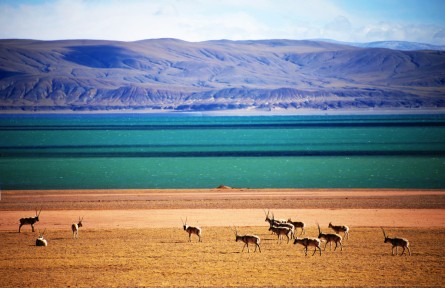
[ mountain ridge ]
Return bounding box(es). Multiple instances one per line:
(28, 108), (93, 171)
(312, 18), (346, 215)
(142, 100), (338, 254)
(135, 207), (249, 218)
(0, 38), (444, 113)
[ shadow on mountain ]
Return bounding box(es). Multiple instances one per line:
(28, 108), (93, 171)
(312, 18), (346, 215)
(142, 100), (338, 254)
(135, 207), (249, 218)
(63, 45), (138, 69)
(0, 69), (23, 79)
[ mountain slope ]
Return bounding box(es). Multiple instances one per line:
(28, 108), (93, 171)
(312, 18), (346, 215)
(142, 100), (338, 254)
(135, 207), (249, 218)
(0, 39), (444, 112)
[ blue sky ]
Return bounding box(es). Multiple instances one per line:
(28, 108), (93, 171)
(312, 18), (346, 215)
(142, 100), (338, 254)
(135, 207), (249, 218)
(1, 0), (444, 44)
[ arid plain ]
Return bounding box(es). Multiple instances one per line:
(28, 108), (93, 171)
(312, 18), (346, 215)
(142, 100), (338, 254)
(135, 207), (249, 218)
(1, 188), (444, 287)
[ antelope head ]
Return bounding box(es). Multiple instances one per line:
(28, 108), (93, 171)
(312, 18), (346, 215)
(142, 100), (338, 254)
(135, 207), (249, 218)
(181, 217), (188, 230)
(78, 216), (84, 228)
(35, 208), (42, 221)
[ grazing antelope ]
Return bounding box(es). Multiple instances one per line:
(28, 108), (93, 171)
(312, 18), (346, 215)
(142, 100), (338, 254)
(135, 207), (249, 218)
(293, 237), (322, 256)
(233, 227), (261, 253)
(317, 223), (343, 251)
(381, 227), (411, 256)
(19, 208), (42, 233)
(288, 218), (305, 235)
(36, 229), (48, 247)
(269, 225), (292, 244)
(71, 216), (84, 239)
(328, 222), (349, 240)
(181, 217), (202, 242)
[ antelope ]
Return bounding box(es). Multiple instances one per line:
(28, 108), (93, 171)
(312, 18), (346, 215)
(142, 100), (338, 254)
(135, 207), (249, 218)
(317, 223), (343, 251)
(36, 229), (48, 247)
(71, 216), (84, 239)
(269, 225), (292, 244)
(381, 227), (411, 256)
(232, 227), (261, 253)
(287, 218), (305, 235)
(264, 209), (286, 226)
(328, 222), (349, 240)
(293, 237), (322, 256)
(19, 208), (42, 233)
(270, 213), (295, 239)
(181, 217), (202, 242)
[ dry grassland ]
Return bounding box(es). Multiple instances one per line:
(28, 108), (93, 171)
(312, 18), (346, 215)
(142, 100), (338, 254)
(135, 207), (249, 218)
(1, 189), (444, 287)
(1, 226), (444, 287)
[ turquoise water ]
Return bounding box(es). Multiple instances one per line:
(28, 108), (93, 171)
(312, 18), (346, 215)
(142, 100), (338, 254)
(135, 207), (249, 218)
(1, 114), (444, 189)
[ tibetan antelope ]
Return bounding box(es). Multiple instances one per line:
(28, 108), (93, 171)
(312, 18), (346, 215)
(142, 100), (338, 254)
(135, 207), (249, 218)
(293, 237), (322, 256)
(328, 222), (349, 240)
(181, 217), (202, 242)
(381, 227), (411, 256)
(232, 227), (261, 253)
(269, 225), (292, 244)
(287, 218), (305, 235)
(264, 209), (286, 226)
(317, 223), (343, 251)
(36, 229), (48, 247)
(269, 213), (295, 239)
(72, 216), (84, 239)
(19, 208), (42, 233)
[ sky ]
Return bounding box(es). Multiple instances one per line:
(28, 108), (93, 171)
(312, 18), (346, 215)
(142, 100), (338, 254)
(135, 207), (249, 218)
(0, 0), (444, 45)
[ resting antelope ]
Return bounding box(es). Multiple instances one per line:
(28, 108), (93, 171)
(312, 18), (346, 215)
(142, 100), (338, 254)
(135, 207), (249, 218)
(181, 217), (202, 242)
(287, 218), (305, 235)
(293, 237), (322, 256)
(36, 229), (48, 247)
(19, 208), (42, 233)
(71, 216), (84, 239)
(317, 223), (343, 251)
(328, 222), (349, 240)
(269, 225), (292, 244)
(233, 227), (261, 253)
(381, 227), (411, 256)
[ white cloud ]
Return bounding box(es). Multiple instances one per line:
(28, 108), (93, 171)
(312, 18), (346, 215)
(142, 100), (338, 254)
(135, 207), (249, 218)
(0, 0), (444, 45)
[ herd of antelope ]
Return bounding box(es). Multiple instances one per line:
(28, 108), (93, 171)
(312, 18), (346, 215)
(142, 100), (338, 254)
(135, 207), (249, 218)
(17, 208), (411, 256)
(18, 209), (85, 246)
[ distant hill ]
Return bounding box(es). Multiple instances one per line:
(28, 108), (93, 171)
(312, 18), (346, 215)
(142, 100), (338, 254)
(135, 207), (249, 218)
(319, 39), (445, 51)
(0, 38), (444, 113)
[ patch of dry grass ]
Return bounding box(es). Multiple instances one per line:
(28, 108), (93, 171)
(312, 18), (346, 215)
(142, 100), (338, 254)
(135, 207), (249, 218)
(1, 226), (444, 287)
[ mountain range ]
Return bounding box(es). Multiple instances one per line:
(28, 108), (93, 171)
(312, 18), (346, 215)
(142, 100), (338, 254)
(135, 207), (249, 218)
(0, 38), (444, 113)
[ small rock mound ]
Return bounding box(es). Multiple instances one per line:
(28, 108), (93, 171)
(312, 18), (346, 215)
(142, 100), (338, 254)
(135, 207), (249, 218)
(216, 185), (232, 189)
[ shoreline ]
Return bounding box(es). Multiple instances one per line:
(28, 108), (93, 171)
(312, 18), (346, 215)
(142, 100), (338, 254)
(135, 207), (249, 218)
(1, 188), (444, 230)
(1, 108), (445, 116)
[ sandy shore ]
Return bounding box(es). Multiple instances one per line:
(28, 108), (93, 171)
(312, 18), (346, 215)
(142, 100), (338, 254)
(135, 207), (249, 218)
(1, 188), (444, 230)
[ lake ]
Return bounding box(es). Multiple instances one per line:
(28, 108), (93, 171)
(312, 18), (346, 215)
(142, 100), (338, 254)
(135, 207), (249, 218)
(0, 113), (444, 189)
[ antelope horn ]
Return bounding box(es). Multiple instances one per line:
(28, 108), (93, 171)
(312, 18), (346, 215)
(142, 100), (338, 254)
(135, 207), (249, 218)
(317, 222), (321, 234)
(381, 227), (387, 238)
(181, 218), (184, 225)
(42, 228), (46, 236)
(38, 208), (42, 216)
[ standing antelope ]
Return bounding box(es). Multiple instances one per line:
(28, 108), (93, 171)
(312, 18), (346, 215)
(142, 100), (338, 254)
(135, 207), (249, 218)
(72, 216), (84, 239)
(328, 222), (349, 240)
(233, 227), (261, 253)
(293, 237), (322, 256)
(269, 225), (292, 244)
(269, 213), (295, 239)
(287, 218), (305, 235)
(19, 208), (42, 233)
(381, 227), (411, 256)
(181, 217), (202, 242)
(36, 229), (48, 247)
(317, 223), (343, 251)
(264, 209), (286, 225)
